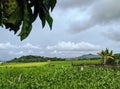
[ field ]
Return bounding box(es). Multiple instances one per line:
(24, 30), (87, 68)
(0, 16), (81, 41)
(0, 60), (120, 89)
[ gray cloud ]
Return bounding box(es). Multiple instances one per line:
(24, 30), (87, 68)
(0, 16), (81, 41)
(69, 21), (94, 33)
(104, 30), (120, 42)
(57, 0), (95, 10)
(68, 0), (120, 33)
(92, 0), (120, 24)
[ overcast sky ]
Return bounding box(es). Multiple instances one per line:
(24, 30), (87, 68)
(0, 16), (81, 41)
(1, 0), (120, 61)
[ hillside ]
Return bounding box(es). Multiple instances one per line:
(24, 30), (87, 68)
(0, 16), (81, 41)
(7, 55), (66, 63)
(76, 53), (101, 59)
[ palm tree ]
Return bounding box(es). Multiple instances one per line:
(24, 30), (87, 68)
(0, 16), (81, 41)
(98, 48), (114, 65)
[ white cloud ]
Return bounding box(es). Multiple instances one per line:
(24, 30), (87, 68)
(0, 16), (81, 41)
(0, 42), (42, 60)
(50, 50), (83, 55)
(0, 42), (41, 50)
(20, 43), (40, 49)
(47, 41), (101, 51)
(0, 42), (17, 49)
(50, 50), (63, 54)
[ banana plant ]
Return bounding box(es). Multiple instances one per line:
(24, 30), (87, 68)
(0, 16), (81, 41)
(98, 48), (114, 65)
(0, 0), (56, 40)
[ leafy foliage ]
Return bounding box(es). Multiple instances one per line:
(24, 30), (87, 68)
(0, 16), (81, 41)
(98, 48), (115, 65)
(0, 0), (56, 40)
(114, 53), (120, 59)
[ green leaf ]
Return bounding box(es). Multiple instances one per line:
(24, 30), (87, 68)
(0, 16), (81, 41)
(38, 6), (46, 27)
(46, 13), (53, 29)
(7, 7), (22, 25)
(18, 0), (32, 41)
(19, 23), (32, 41)
(30, 1), (39, 23)
(4, 21), (22, 34)
(10, 20), (22, 34)
(43, 0), (57, 11)
(49, 0), (57, 11)
(101, 50), (105, 56)
(0, 12), (2, 26)
(38, 0), (53, 29)
(0, 1), (3, 26)
(105, 48), (109, 55)
(38, 1), (47, 28)
(0, 0), (56, 41)
(109, 50), (113, 56)
(39, 10), (46, 28)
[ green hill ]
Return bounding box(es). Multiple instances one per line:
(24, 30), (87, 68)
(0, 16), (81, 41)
(76, 54), (101, 60)
(7, 55), (66, 63)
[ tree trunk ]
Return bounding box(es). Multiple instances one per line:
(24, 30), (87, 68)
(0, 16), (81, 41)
(103, 57), (107, 65)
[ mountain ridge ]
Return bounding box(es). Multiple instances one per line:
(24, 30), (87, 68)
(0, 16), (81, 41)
(75, 53), (101, 59)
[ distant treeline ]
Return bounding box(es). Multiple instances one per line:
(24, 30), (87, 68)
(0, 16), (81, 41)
(7, 55), (66, 63)
(114, 54), (120, 59)
(6, 53), (120, 63)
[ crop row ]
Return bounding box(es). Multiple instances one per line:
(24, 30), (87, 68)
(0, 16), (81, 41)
(0, 62), (120, 89)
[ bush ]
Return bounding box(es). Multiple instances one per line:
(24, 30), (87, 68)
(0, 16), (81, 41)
(106, 58), (115, 65)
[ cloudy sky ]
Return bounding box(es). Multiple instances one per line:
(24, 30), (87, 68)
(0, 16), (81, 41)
(1, 0), (120, 61)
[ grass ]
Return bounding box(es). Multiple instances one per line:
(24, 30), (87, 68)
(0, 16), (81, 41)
(0, 62), (48, 68)
(71, 59), (101, 65)
(0, 59), (101, 68)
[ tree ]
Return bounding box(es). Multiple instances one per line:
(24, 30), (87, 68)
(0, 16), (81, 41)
(114, 53), (120, 65)
(0, 0), (57, 40)
(114, 53), (120, 59)
(98, 48), (114, 65)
